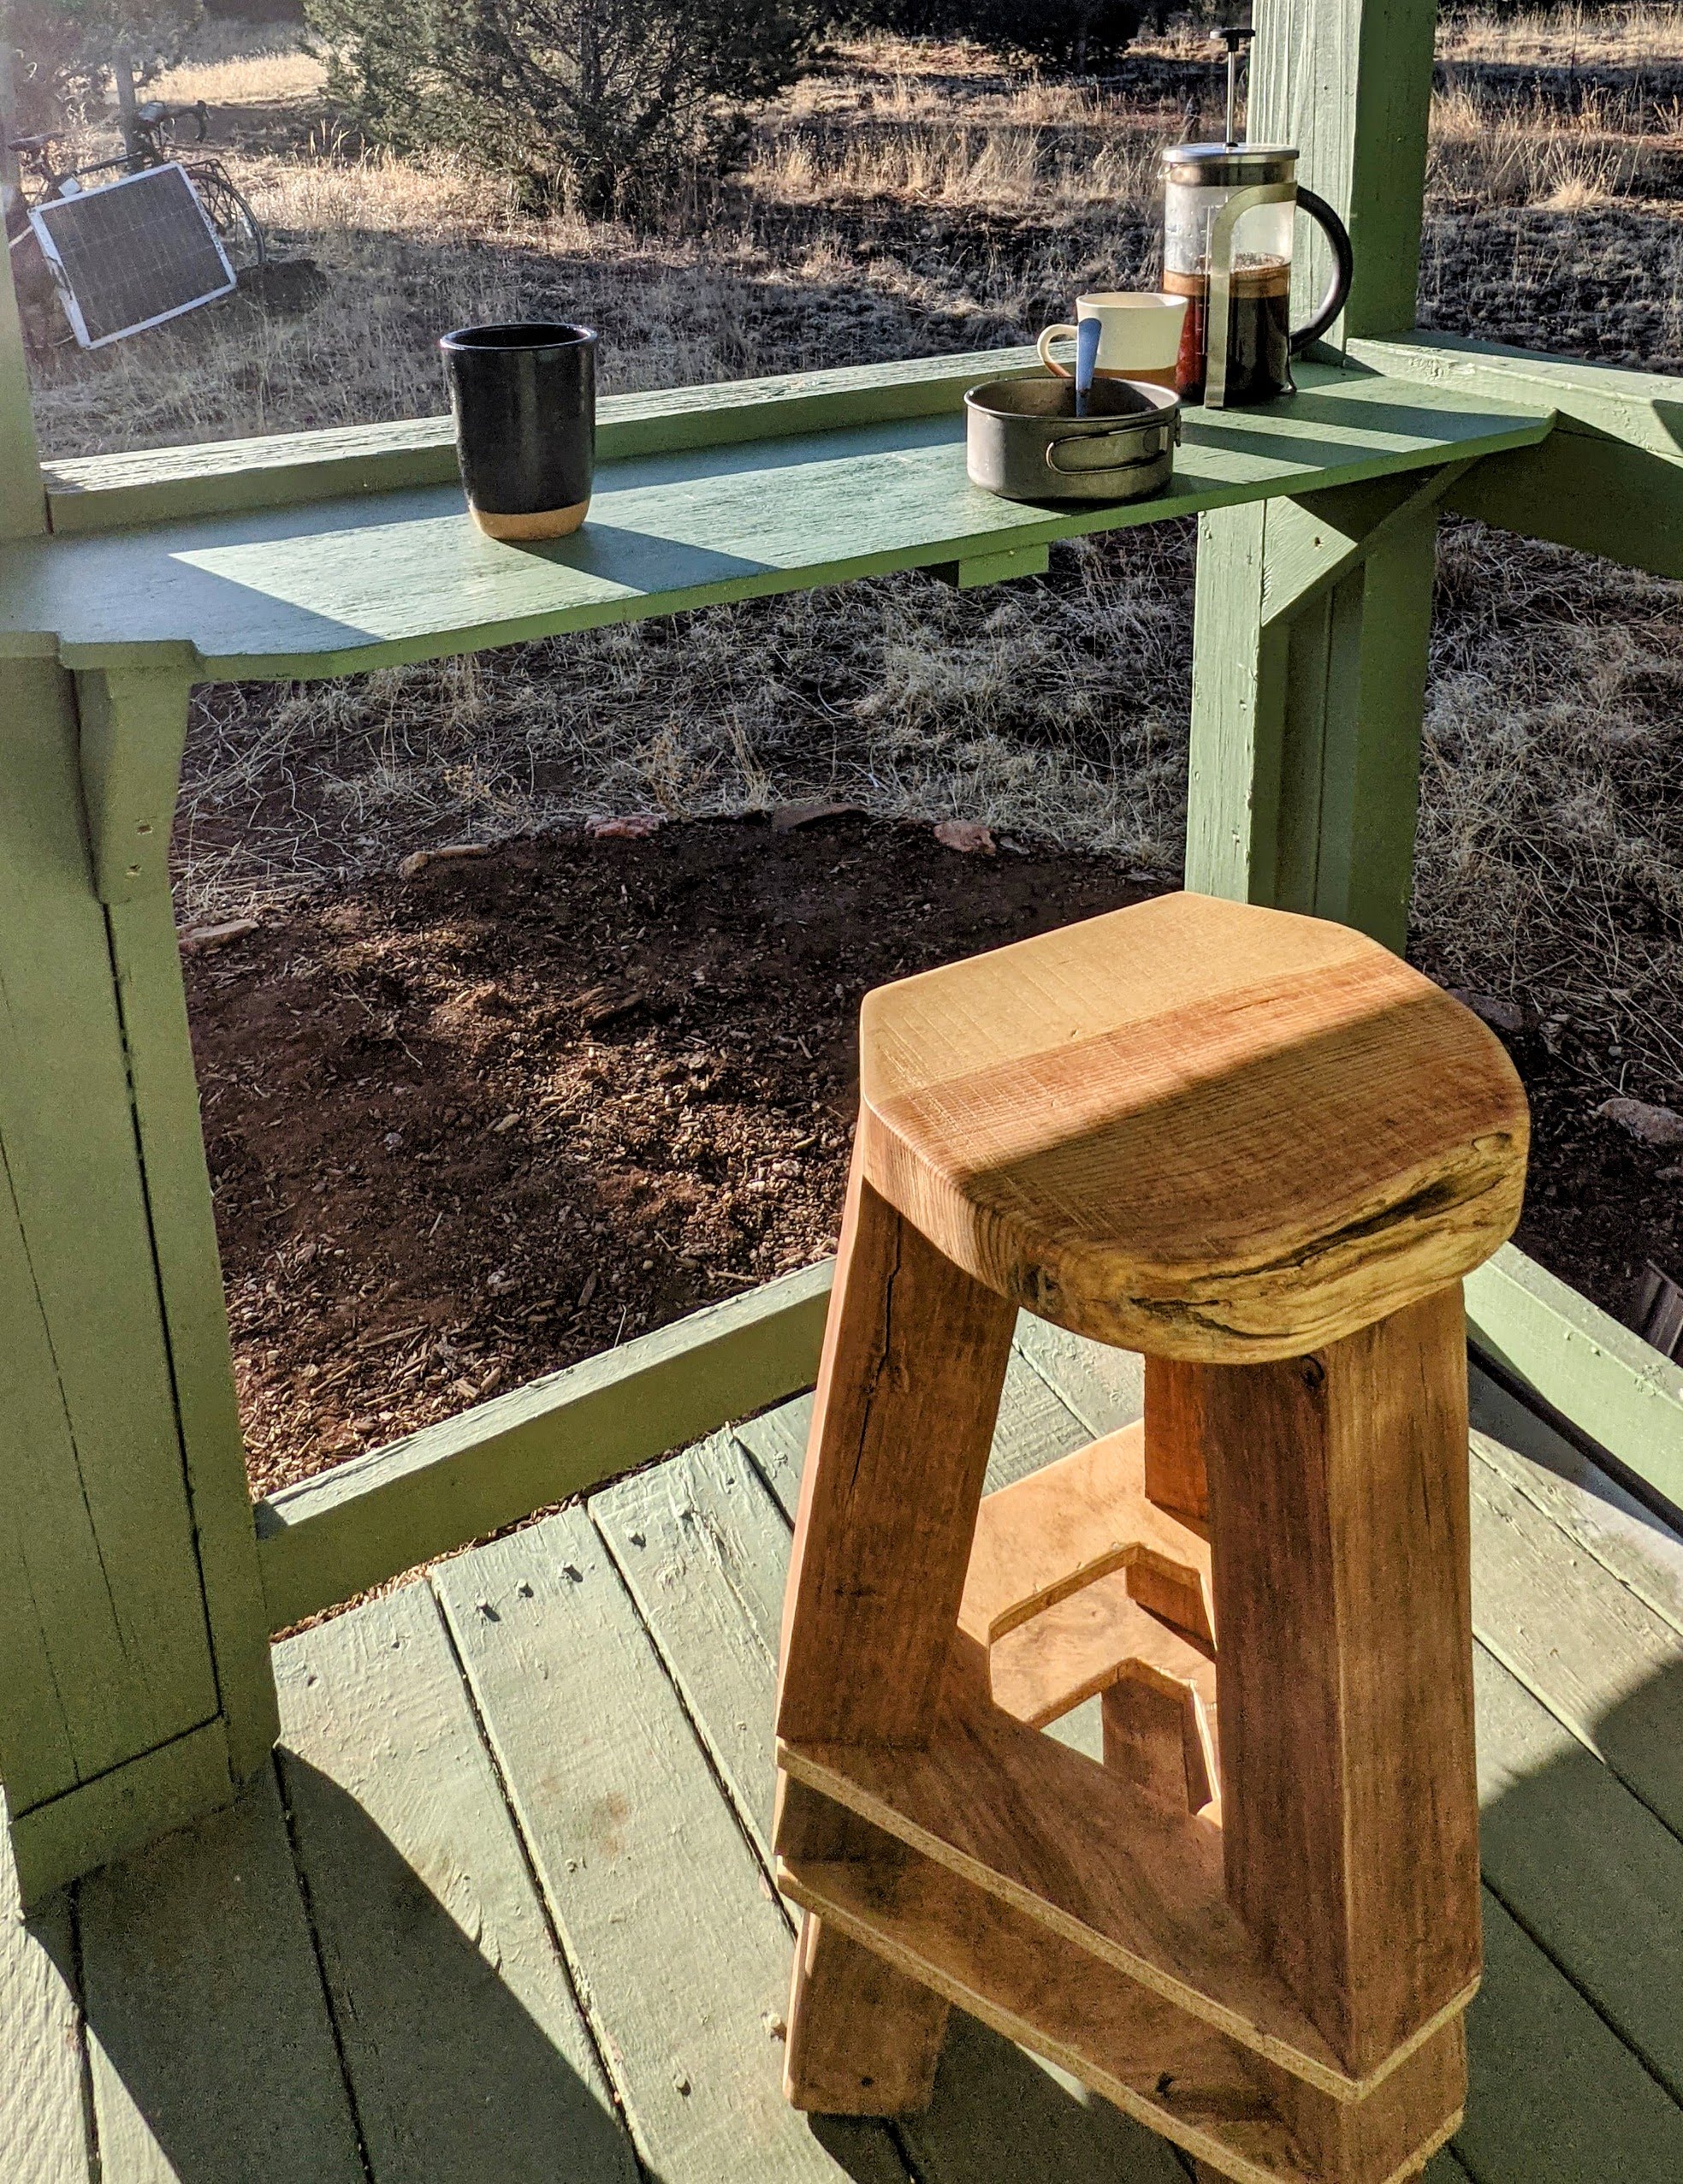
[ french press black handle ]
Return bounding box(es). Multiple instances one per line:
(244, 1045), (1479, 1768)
(1290, 186), (1355, 354)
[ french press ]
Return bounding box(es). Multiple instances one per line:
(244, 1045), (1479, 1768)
(1161, 25), (1354, 407)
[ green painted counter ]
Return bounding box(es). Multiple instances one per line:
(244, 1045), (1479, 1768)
(1, 356), (1551, 681)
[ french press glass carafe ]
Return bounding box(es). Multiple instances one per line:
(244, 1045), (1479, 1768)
(1161, 30), (1354, 407)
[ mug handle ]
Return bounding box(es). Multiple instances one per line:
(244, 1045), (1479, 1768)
(1037, 323), (1078, 379)
(1291, 187), (1355, 353)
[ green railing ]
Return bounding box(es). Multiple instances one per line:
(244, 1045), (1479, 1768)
(2, 0), (1681, 1908)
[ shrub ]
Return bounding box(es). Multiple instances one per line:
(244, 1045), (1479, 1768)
(4, 0), (204, 134)
(304, 0), (821, 217)
(852, 0), (1145, 74)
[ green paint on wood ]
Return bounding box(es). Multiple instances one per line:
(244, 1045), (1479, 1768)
(0, 367), (1550, 681)
(254, 1258), (832, 1629)
(1473, 1642), (1683, 2104)
(0, 1857), (91, 2183)
(77, 1766), (363, 2184)
(1470, 1431), (1683, 1839)
(105, 882), (279, 1781)
(1186, 477), (1440, 951)
(1351, 334), (1683, 576)
(1467, 1243), (1683, 1516)
(0, 237), (44, 540)
(1469, 1366), (1683, 1641)
(592, 1431), (789, 1851)
(1009, 1314), (1145, 1440)
(930, 543), (1051, 590)
(1455, 1893), (1683, 2183)
(434, 1506), (908, 2184)
(73, 668), (192, 904)
(10, 1719), (233, 1909)
(0, 656), (220, 1827)
(43, 348), (1047, 535)
(592, 1403), (1187, 2184)
(1253, 0), (1439, 343)
(276, 1584), (633, 2184)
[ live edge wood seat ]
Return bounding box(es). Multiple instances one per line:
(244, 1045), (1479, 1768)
(773, 892), (1529, 2184)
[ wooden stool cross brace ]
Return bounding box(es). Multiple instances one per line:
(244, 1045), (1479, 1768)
(773, 894), (1528, 2184)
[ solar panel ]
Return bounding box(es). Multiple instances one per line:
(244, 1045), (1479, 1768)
(30, 163), (235, 350)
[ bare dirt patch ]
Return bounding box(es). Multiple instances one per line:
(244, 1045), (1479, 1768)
(193, 815), (1153, 1498)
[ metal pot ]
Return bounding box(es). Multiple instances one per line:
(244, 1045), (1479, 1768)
(964, 374), (1181, 504)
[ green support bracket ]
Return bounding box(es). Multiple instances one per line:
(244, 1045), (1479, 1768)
(929, 543), (1051, 590)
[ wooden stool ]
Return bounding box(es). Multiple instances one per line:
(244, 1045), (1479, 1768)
(773, 893), (1528, 2184)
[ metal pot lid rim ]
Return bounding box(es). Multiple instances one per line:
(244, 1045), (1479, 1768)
(1161, 142), (1298, 163)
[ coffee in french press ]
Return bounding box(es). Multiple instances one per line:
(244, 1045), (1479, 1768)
(1160, 25), (1354, 407)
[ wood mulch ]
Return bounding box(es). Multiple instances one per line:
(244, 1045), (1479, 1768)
(183, 815), (1678, 1499)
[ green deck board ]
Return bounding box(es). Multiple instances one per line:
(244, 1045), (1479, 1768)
(1469, 1367), (1683, 1641)
(275, 1583), (632, 2184)
(75, 1766), (362, 2184)
(736, 1339), (1087, 1524)
(0, 366), (1550, 680)
(1455, 1894), (1683, 2184)
(1474, 1641), (1683, 2104)
(0, 1867), (91, 2184)
(433, 1504), (909, 2184)
(591, 1404), (1185, 2183)
(1468, 1432), (1683, 1841)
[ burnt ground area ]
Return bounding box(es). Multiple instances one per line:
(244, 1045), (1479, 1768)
(186, 815), (1678, 1499)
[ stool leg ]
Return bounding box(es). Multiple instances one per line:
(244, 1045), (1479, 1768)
(784, 1913), (951, 2116)
(1143, 1356), (1210, 1523)
(1198, 1284), (1480, 2081)
(776, 1147), (1015, 2110)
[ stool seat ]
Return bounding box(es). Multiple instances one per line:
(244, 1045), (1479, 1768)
(858, 891), (1527, 1362)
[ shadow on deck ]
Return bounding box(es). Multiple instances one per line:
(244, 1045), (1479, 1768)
(5, 1324), (1682, 2184)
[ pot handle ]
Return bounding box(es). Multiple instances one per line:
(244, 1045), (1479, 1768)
(1291, 187), (1354, 353)
(1043, 417), (1179, 475)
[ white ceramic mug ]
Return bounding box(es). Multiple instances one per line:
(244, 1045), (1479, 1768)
(1037, 293), (1188, 388)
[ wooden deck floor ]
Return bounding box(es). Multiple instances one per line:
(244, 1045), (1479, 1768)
(6, 1317), (1683, 2184)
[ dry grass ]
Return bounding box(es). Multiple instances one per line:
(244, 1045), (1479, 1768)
(16, 11), (1683, 1101)
(1440, 3), (1683, 68)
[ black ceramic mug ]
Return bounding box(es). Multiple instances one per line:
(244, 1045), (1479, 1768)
(440, 321), (597, 541)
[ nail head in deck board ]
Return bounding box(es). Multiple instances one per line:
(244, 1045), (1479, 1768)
(0, 1872), (91, 2184)
(0, 657), (221, 1807)
(1472, 1641), (1683, 2104)
(254, 1258), (833, 1630)
(1454, 1892), (1683, 2184)
(75, 1766), (363, 2184)
(434, 1507), (909, 2184)
(592, 1432), (789, 1850)
(0, 367), (1550, 681)
(275, 1582), (633, 2184)
(1468, 1432), (1683, 1837)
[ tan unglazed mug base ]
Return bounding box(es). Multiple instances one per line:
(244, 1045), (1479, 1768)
(1087, 365), (1176, 387)
(471, 497), (590, 541)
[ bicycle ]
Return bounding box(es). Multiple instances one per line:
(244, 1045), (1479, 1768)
(6, 97), (267, 347)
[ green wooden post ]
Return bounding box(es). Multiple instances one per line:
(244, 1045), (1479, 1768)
(0, 146), (44, 538)
(1185, 0), (1443, 952)
(0, 656), (276, 1905)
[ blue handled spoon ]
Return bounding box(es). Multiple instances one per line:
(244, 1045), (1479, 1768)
(1075, 315), (1101, 418)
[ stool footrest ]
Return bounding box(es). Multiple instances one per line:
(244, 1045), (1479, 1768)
(780, 1846), (1464, 2184)
(776, 1658), (1471, 2101)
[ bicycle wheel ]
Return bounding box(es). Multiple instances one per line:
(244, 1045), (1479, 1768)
(184, 161), (268, 277)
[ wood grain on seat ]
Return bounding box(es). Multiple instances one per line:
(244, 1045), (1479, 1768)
(858, 892), (1527, 1362)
